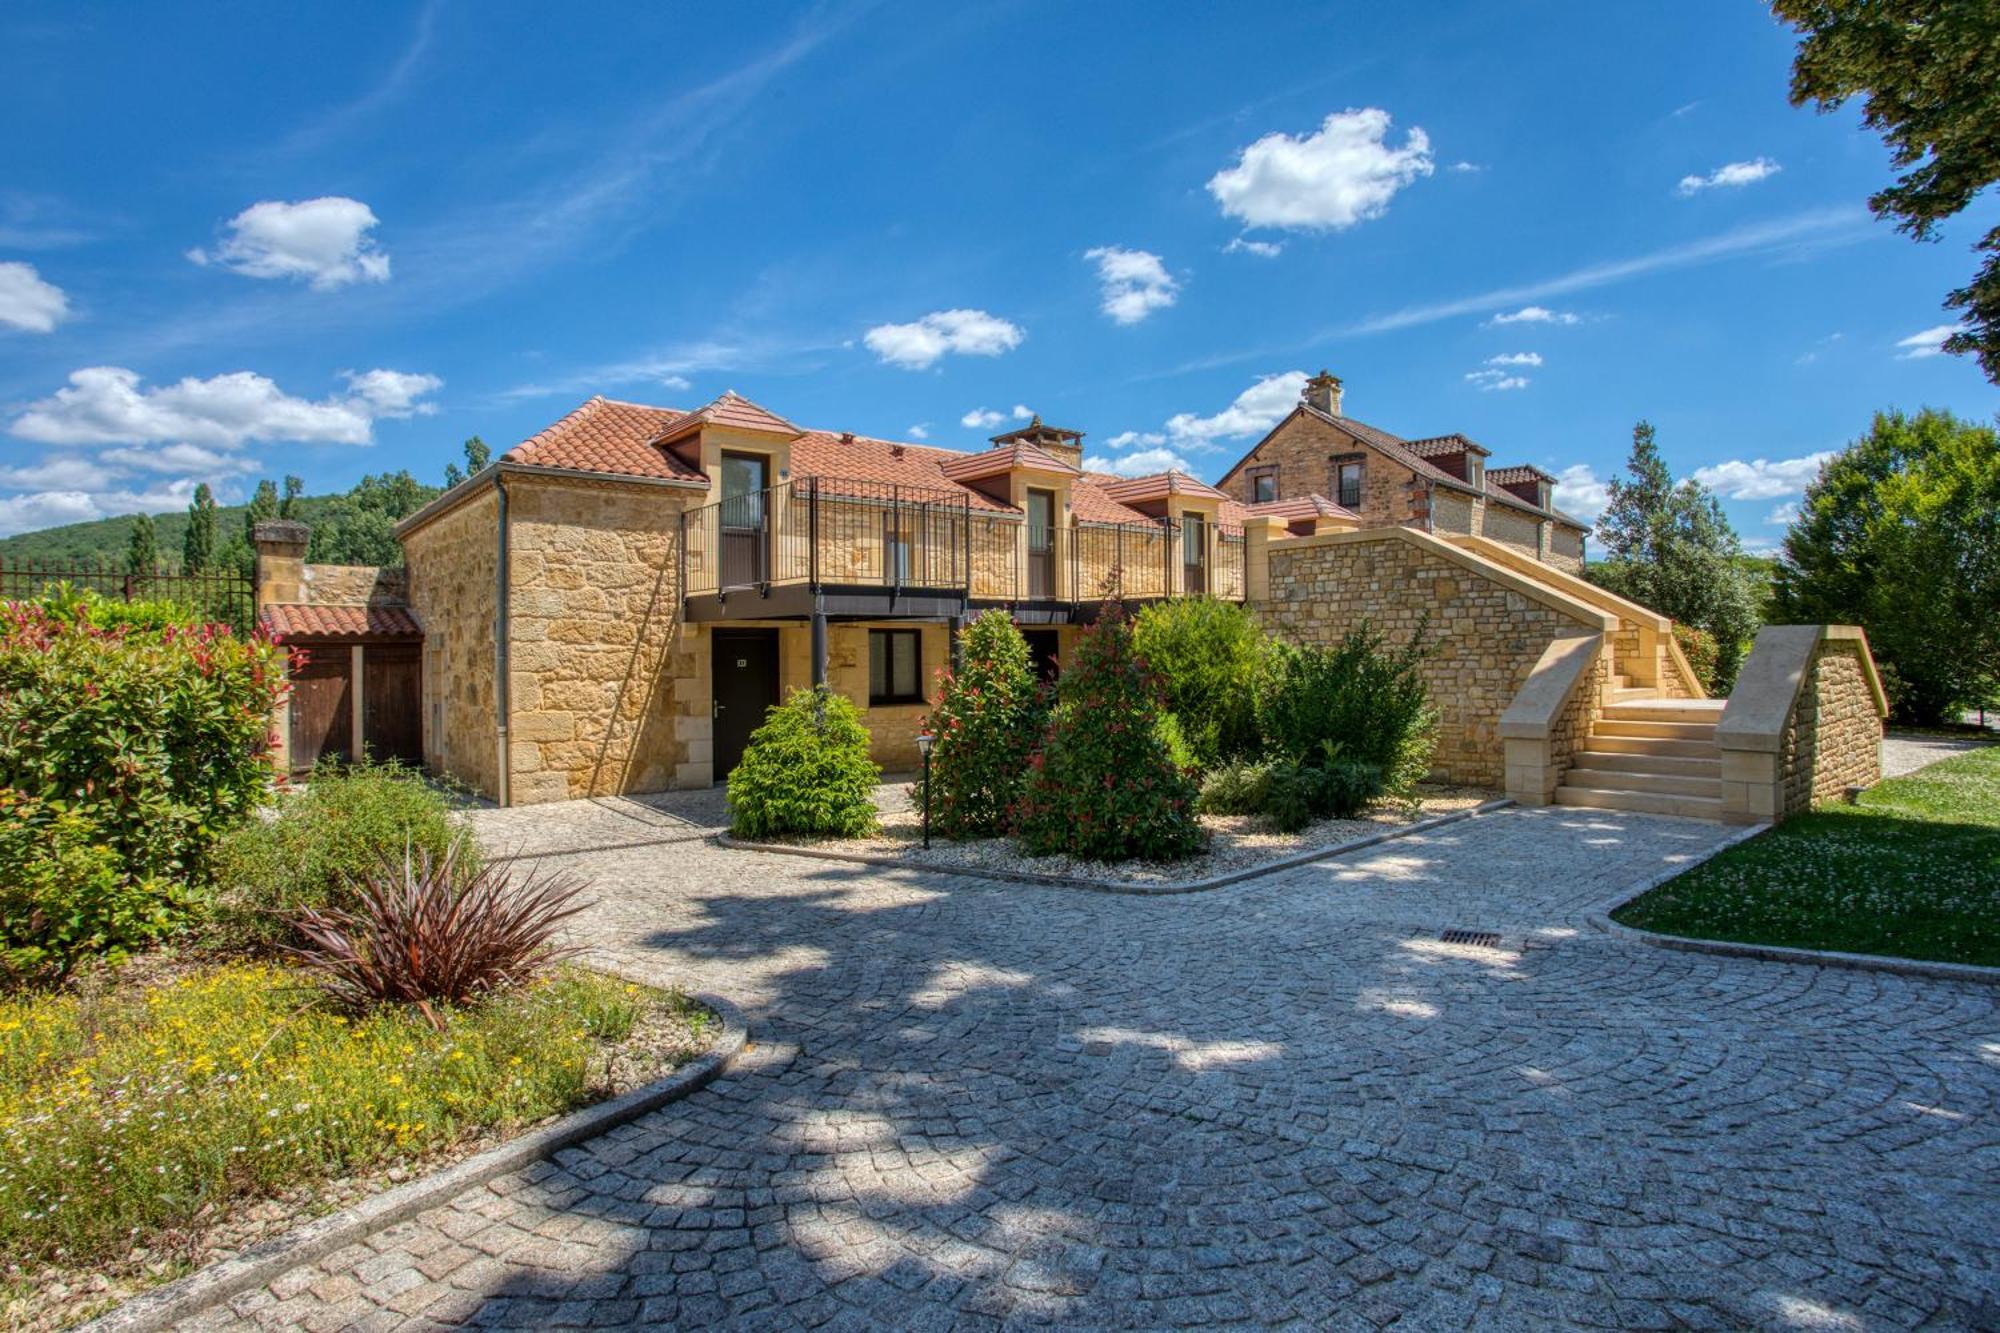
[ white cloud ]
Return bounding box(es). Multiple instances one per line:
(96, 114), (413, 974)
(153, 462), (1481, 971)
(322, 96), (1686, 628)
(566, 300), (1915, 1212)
(100, 443), (261, 476)
(1012, 404), (1034, 420)
(961, 408), (1005, 430)
(10, 365), (440, 448)
(0, 490), (101, 537)
(1165, 370), (1307, 447)
(188, 197), (392, 290)
(906, 423), (930, 440)
(1223, 236), (1283, 258)
(1486, 352), (1543, 367)
(1677, 158), (1781, 196)
(1093, 446), (1193, 478)
(659, 374), (692, 392)
(0, 456), (117, 491)
(1104, 430), (1167, 450)
(1206, 108), (1434, 232)
(1767, 501), (1801, 526)
(1465, 369), (1529, 391)
(0, 261), (70, 333)
(1894, 324), (1959, 360)
(1691, 452), (1832, 500)
(863, 309), (1023, 369)
(342, 368), (444, 418)
(1485, 305), (1580, 327)
(1551, 464), (1609, 522)
(1084, 246), (1179, 324)
(1448, 161), (1484, 174)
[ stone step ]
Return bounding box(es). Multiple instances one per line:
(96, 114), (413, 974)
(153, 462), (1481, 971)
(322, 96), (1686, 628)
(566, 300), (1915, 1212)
(1553, 785), (1726, 820)
(1559, 768), (1721, 798)
(1593, 718), (1720, 742)
(1602, 698), (1727, 723)
(1571, 750), (1722, 779)
(1609, 687), (1658, 703)
(1582, 734), (1722, 760)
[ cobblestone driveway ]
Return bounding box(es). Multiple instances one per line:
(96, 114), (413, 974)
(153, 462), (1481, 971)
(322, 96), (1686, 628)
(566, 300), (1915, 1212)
(196, 807), (1999, 1331)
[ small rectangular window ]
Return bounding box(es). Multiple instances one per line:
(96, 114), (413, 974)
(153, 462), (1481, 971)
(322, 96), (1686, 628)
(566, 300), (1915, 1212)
(1337, 461), (1364, 510)
(868, 629), (923, 705)
(1251, 473), (1277, 504)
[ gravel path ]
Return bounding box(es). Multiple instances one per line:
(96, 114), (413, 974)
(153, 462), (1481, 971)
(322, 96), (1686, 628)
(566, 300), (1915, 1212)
(185, 806), (2000, 1331)
(1881, 733), (1997, 780)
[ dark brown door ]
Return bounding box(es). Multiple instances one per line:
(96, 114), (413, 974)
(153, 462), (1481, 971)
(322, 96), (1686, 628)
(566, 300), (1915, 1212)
(363, 644), (423, 765)
(288, 647), (352, 773)
(711, 629), (779, 783)
(1026, 488), (1055, 599)
(1181, 512), (1208, 596)
(719, 452), (770, 588)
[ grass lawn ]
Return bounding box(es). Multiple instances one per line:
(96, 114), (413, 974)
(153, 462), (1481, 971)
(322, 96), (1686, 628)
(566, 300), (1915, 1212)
(0, 962), (708, 1271)
(1614, 744), (2000, 966)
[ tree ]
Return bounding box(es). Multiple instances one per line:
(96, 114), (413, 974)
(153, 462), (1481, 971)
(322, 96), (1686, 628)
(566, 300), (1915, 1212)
(443, 463), (464, 488)
(280, 475), (303, 518)
(182, 484), (217, 573)
(124, 513), (158, 576)
(1773, 0), (2000, 382)
(243, 479), (278, 544)
(1773, 408), (2000, 724)
(463, 435), (490, 473)
(1587, 422), (1762, 689)
(1131, 597), (1265, 767)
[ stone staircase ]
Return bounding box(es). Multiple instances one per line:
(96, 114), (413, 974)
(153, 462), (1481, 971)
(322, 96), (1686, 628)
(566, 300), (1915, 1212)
(1554, 692), (1729, 819)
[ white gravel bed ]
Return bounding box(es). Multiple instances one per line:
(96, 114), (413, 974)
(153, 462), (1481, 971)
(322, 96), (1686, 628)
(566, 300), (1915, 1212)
(768, 784), (1494, 886)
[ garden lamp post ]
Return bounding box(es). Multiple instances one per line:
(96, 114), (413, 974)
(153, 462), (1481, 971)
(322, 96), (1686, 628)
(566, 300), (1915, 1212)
(916, 730), (934, 849)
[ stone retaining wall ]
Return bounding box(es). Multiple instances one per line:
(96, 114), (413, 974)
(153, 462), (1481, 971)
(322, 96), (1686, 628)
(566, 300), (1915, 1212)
(1780, 638), (1882, 814)
(1716, 625), (1886, 824)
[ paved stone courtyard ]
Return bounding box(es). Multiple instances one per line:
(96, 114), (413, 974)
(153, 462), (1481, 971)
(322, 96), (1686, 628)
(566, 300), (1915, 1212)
(189, 806), (1999, 1331)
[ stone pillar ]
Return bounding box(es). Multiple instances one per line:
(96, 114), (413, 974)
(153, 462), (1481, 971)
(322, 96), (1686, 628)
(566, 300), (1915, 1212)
(252, 519), (309, 607)
(1242, 516), (1284, 605)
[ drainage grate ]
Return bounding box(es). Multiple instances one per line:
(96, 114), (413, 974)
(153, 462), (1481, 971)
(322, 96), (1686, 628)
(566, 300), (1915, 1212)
(1440, 928), (1503, 948)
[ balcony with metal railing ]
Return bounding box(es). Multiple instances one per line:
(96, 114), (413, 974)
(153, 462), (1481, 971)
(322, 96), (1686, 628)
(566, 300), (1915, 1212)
(680, 474), (1244, 621)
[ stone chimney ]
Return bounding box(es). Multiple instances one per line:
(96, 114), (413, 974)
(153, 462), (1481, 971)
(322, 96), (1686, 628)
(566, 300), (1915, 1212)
(252, 519), (310, 608)
(990, 416), (1085, 471)
(1302, 370), (1344, 417)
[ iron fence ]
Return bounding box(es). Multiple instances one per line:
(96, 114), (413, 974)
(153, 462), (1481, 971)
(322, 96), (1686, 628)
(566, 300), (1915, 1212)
(0, 558), (257, 632)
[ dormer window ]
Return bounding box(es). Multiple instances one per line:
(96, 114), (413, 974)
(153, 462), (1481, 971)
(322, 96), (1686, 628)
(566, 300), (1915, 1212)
(1252, 473), (1277, 504)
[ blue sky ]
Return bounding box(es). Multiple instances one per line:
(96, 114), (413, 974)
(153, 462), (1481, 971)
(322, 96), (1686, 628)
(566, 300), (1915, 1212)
(3, 2), (1996, 550)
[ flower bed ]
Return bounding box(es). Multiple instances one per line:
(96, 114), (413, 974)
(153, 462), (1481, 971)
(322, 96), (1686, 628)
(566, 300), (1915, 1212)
(0, 960), (714, 1331)
(757, 783), (1494, 887)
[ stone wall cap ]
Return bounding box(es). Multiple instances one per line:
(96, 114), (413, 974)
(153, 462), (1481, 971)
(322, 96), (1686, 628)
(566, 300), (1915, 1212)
(1498, 632), (1602, 739)
(1717, 623), (1887, 752)
(252, 518), (310, 546)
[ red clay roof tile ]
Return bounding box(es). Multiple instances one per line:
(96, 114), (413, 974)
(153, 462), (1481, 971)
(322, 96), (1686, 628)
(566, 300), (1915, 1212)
(260, 604), (422, 640)
(502, 396), (706, 483)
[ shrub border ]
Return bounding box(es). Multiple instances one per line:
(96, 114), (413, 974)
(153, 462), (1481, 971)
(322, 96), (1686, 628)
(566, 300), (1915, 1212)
(717, 798), (1515, 896)
(1584, 826), (2000, 987)
(81, 991), (750, 1333)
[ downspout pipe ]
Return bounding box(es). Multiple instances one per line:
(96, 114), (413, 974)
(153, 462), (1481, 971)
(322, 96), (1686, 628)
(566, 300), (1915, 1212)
(494, 472), (511, 807)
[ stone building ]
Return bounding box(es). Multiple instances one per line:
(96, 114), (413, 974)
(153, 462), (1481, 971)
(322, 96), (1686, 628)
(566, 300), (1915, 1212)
(252, 373), (1881, 825)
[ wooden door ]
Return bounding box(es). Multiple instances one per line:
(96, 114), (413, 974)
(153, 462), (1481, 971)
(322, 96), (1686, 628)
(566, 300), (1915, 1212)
(711, 630), (779, 783)
(288, 649), (352, 773)
(363, 644), (423, 765)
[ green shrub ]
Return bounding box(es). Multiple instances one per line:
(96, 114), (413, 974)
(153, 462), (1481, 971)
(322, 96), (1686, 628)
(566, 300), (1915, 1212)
(0, 603), (285, 886)
(1672, 622), (1720, 694)
(1013, 608), (1204, 862)
(1197, 752), (1382, 832)
(1132, 598), (1265, 768)
(1198, 758), (1272, 816)
(1156, 711), (1199, 774)
(209, 759), (470, 948)
(1254, 622), (1437, 796)
(0, 792), (194, 987)
(729, 686), (880, 839)
(920, 610), (1044, 839)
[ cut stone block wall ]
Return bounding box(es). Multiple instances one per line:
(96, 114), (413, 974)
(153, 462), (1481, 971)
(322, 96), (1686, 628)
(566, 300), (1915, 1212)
(402, 489), (501, 799)
(1548, 525), (1585, 572)
(1255, 529), (1608, 788)
(1717, 625), (1885, 824)
(1480, 503), (1541, 558)
(1218, 410), (1424, 526)
(300, 564), (407, 606)
(1432, 491), (1476, 535)
(1781, 639), (1882, 814)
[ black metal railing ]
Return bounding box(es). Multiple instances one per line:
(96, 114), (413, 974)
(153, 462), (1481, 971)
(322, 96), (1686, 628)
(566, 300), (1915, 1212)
(0, 558), (257, 633)
(681, 475), (1246, 605)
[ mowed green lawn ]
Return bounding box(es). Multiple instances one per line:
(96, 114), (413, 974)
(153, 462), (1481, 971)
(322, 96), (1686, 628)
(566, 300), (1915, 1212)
(1614, 744), (2000, 966)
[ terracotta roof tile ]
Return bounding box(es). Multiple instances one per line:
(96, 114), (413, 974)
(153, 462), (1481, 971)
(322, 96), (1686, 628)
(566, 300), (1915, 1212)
(1099, 470), (1230, 505)
(658, 391), (804, 442)
(260, 604), (422, 640)
(1404, 432), (1491, 459)
(791, 433), (1019, 512)
(1243, 494), (1360, 521)
(1069, 475), (1157, 525)
(502, 396), (706, 483)
(938, 440), (1081, 481)
(1488, 464), (1556, 485)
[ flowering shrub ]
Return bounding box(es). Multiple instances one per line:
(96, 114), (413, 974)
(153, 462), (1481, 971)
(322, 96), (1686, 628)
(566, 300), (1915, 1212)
(728, 686), (880, 839)
(1013, 607), (1204, 862)
(210, 759), (469, 949)
(1672, 621), (1721, 694)
(0, 962), (672, 1263)
(919, 610), (1044, 839)
(1254, 622), (1437, 797)
(0, 793), (193, 987)
(0, 602), (287, 885)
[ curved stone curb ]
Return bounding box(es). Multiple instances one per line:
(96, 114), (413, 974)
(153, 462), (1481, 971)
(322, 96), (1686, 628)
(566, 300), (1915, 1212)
(1585, 829), (2000, 986)
(716, 798), (1515, 896)
(82, 993), (751, 1333)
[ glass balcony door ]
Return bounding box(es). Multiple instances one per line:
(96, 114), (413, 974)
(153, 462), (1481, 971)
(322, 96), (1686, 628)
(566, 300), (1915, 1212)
(1181, 512), (1208, 595)
(719, 452), (770, 588)
(1026, 488), (1056, 599)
